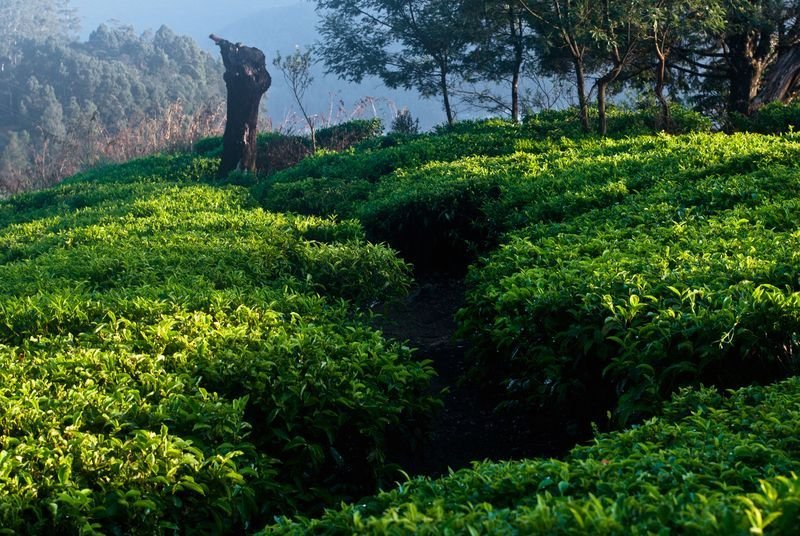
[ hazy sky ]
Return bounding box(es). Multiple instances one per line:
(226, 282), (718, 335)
(70, 0), (305, 42)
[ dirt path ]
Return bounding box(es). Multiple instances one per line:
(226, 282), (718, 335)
(375, 276), (578, 478)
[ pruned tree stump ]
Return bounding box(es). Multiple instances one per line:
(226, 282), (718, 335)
(210, 34), (270, 176)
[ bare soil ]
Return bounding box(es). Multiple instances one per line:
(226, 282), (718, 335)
(374, 276), (580, 478)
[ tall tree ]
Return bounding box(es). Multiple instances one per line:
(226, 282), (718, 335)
(647, 0), (724, 129)
(520, 0), (597, 131)
(756, 44), (800, 104)
(724, 0), (784, 115)
(673, 0), (800, 117)
(315, 0), (473, 126)
(591, 0), (651, 135)
(462, 0), (536, 122)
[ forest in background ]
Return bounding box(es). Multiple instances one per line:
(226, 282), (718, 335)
(0, 0), (224, 195)
(3, 0), (800, 196)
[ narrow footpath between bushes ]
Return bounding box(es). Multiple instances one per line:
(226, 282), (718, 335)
(373, 276), (580, 478)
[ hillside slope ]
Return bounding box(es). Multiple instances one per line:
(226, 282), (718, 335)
(0, 154), (436, 532)
(3, 112), (800, 533)
(253, 115), (800, 534)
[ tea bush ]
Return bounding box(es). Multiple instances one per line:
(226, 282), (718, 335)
(355, 140), (650, 271)
(258, 112), (711, 271)
(194, 119), (383, 175)
(0, 154), (438, 532)
(731, 102), (800, 134)
(258, 122), (800, 422)
(260, 108), (712, 215)
(315, 118), (383, 150)
(193, 135), (223, 158)
(0, 341), (265, 534)
(258, 132), (516, 197)
(459, 132), (800, 423)
(6, 112), (800, 533)
(258, 126), (572, 269)
(265, 377), (800, 534)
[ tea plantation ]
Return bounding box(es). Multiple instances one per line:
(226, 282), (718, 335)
(3, 109), (800, 533)
(0, 155), (436, 532)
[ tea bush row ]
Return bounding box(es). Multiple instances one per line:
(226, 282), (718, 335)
(265, 377), (800, 534)
(0, 154), (438, 532)
(257, 107), (711, 218)
(256, 114), (713, 271)
(194, 119), (383, 175)
(730, 102), (800, 134)
(458, 132), (800, 423)
(255, 121), (527, 213)
(256, 119), (800, 424)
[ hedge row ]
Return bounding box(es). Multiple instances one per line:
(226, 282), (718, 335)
(266, 376), (800, 534)
(730, 102), (800, 134)
(0, 154), (437, 532)
(458, 132), (800, 424)
(254, 117), (800, 424)
(256, 111), (712, 271)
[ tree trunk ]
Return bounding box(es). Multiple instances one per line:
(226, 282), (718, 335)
(440, 64), (454, 126)
(574, 57), (590, 132)
(655, 51), (672, 131)
(509, 11), (523, 123)
(511, 63), (521, 123)
(597, 81), (608, 136)
(755, 45), (800, 106)
(597, 63), (624, 136)
(725, 30), (774, 116)
(211, 34), (271, 176)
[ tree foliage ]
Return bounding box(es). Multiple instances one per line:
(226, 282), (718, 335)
(312, 0), (800, 131)
(675, 0), (800, 117)
(0, 0), (79, 65)
(519, 0), (599, 131)
(646, 0), (725, 129)
(459, 0), (537, 122)
(315, 0), (474, 125)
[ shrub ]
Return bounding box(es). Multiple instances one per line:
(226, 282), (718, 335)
(315, 118), (383, 150)
(256, 132), (311, 175)
(260, 120), (524, 191)
(0, 341), (266, 534)
(264, 377), (800, 534)
(390, 109), (420, 135)
(731, 102), (800, 134)
(458, 132), (800, 424)
(254, 116), (707, 271)
(358, 158), (508, 272)
(0, 153), (438, 531)
(194, 135), (224, 157)
(668, 103), (714, 133)
(257, 121), (547, 259)
(521, 105), (712, 137)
